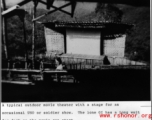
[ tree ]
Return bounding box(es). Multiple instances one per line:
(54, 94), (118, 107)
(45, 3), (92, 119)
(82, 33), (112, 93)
(95, 3), (123, 22)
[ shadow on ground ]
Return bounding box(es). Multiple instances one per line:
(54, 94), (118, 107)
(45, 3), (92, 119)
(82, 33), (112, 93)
(2, 69), (150, 102)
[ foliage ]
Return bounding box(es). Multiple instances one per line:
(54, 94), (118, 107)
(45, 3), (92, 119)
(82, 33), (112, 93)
(95, 3), (123, 22)
(120, 5), (150, 62)
(3, 10), (46, 58)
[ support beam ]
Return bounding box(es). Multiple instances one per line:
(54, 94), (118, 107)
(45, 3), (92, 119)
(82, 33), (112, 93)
(32, 2), (72, 22)
(71, 1), (77, 17)
(17, 0), (32, 6)
(39, 0), (74, 15)
(2, 17), (8, 59)
(2, 5), (20, 16)
(2, 0), (8, 60)
(32, 0), (38, 69)
(51, 5), (72, 15)
(46, 0), (54, 9)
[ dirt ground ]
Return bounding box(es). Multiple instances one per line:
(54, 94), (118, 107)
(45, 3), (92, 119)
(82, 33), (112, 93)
(2, 81), (150, 102)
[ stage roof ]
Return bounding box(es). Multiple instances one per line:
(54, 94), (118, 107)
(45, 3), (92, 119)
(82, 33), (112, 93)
(43, 21), (134, 38)
(43, 21), (133, 29)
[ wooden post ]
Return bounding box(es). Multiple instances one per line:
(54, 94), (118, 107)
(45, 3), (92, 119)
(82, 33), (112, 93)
(32, 0), (38, 69)
(64, 31), (67, 53)
(100, 32), (104, 55)
(19, 13), (28, 69)
(2, 0), (8, 60)
(23, 18), (28, 68)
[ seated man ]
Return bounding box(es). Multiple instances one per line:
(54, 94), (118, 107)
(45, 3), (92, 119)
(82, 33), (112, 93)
(55, 57), (63, 70)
